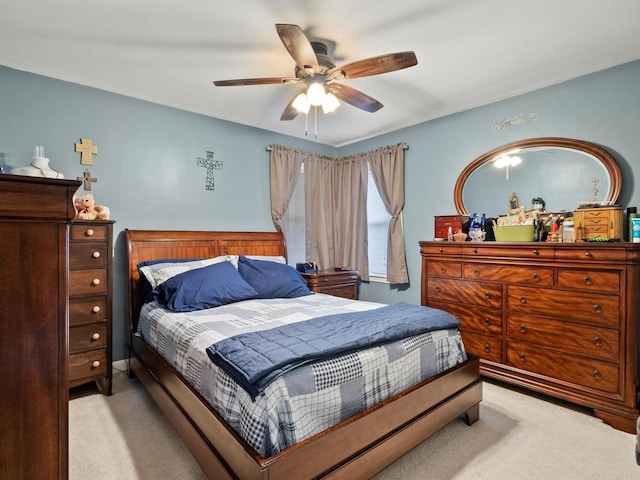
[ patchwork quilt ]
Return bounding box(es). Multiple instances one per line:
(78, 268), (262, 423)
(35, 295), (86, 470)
(138, 294), (467, 457)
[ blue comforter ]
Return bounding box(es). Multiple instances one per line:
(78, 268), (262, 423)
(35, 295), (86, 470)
(206, 302), (460, 399)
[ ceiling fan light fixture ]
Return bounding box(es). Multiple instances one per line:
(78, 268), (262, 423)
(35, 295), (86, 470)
(292, 92), (310, 114)
(307, 83), (326, 106)
(322, 93), (340, 114)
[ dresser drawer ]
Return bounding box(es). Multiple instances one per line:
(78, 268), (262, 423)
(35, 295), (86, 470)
(69, 349), (107, 382)
(69, 323), (107, 353)
(69, 296), (108, 326)
(428, 278), (502, 309)
(507, 342), (618, 393)
(69, 242), (108, 269)
(461, 245), (555, 260)
(69, 269), (107, 295)
(420, 244), (461, 256)
(429, 300), (502, 335)
(463, 264), (553, 287)
(427, 261), (462, 278)
(319, 284), (357, 299)
(507, 286), (619, 327)
(507, 314), (618, 362)
(70, 224), (109, 241)
(554, 247), (624, 262)
(556, 270), (620, 293)
(460, 330), (502, 363)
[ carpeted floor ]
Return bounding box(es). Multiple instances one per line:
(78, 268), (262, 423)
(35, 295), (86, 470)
(69, 368), (638, 479)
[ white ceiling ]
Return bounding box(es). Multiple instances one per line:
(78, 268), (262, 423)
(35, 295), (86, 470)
(2, 1), (639, 147)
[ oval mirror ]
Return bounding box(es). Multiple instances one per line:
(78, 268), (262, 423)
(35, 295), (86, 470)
(454, 137), (622, 216)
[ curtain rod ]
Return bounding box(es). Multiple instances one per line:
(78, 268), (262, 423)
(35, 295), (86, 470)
(265, 143), (409, 152)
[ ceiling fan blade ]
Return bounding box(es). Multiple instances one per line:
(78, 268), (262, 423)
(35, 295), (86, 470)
(280, 91), (304, 121)
(329, 51), (417, 79)
(275, 24), (319, 75)
(213, 77), (298, 87)
(332, 83), (383, 113)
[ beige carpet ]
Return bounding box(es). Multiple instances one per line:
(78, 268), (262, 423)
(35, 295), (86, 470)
(70, 368), (638, 479)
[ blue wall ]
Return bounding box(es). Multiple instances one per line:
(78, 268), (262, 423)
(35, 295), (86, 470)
(1, 61), (639, 361)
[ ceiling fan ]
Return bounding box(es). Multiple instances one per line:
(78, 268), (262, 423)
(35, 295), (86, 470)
(213, 24), (418, 121)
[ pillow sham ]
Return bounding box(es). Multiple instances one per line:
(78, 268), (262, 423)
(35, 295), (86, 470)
(152, 261), (258, 312)
(226, 255), (287, 268)
(139, 255), (236, 289)
(138, 258), (203, 304)
(237, 255), (312, 299)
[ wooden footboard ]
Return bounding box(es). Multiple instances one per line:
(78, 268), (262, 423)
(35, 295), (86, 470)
(130, 334), (481, 480)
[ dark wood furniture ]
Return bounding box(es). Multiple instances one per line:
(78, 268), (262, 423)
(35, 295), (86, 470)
(420, 240), (640, 433)
(0, 175), (80, 480)
(126, 229), (482, 480)
(301, 268), (358, 299)
(69, 220), (114, 394)
(434, 214), (469, 239)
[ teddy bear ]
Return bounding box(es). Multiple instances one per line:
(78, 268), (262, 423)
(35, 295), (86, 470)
(73, 193), (110, 221)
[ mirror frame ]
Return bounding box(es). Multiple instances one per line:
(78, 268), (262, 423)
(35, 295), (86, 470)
(453, 137), (622, 215)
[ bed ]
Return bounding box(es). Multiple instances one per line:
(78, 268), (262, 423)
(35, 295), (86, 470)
(125, 229), (482, 479)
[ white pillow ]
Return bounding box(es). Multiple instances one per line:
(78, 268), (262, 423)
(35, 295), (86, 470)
(139, 255), (236, 289)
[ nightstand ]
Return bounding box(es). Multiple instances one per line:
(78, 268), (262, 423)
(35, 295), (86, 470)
(68, 220), (114, 394)
(301, 269), (358, 299)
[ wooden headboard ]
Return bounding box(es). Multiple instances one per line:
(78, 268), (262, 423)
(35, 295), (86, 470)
(125, 229), (287, 330)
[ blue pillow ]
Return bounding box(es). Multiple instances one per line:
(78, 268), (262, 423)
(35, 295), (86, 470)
(152, 261), (258, 312)
(137, 258), (203, 304)
(237, 255), (312, 299)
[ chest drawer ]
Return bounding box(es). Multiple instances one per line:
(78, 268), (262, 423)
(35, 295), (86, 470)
(69, 323), (107, 353)
(427, 261), (462, 278)
(69, 296), (108, 326)
(319, 284), (357, 299)
(507, 314), (618, 362)
(507, 285), (619, 327)
(70, 224), (109, 241)
(507, 341), (618, 393)
(428, 277), (502, 309)
(69, 349), (107, 382)
(463, 264), (553, 287)
(556, 270), (620, 294)
(69, 242), (108, 270)
(460, 330), (502, 363)
(69, 268), (107, 295)
(429, 300), (502, 335)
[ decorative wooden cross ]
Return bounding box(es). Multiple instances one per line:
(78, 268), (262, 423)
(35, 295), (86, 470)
(75, 138), (98, 165)
(77, 168), (97, 191)
(197, 151), (223, 191)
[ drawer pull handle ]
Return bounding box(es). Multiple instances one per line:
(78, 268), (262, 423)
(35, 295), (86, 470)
(91, 360), (100, 368)
(483, 344), (491, 353)
(440, 267), (447, 274)
(92, 305), (101, 313)
(592, 336), (602, 347)
(532, 273), (540, 282)
(92, 251), (101, 258)
(519, 324), (527, 334)
(532, 249), (539, 256)
(86, 229), (94, 237)
(91, 333), (100, 341)
(519, 353), (527, 363)
(91, 278), (101, 286)
(593, 304), (602, 314)
(484, 292), (491, 299)
(438, 247), (444, 253)
(473, 248), (478, 254)
(434, 286), (441, 293)
(519, 296), (527, 304)
(473, 269), (480, 277)
(583, 276), (593, 286)
(592, 369), (602, 381)
(585, 251), (593, 257)
(483, 317), (491, 326)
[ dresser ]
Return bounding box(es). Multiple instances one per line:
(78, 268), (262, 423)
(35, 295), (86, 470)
(0, 175), (80, 480)
(420, 241), (640, 433)
(69, 220), (114, 394)
(301, 269), (358, 299)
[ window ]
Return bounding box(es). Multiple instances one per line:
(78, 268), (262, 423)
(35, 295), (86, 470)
(284, 164), (391, 280)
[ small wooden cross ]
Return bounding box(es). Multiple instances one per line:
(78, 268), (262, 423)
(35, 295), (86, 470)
(197, 151), (223, 191)
(77, 168), (97, 191)
(75, 138), (98, 165)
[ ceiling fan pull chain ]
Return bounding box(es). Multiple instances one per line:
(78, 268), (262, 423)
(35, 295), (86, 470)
(304, 111), (309, 136)
(314, 106), (318, 138)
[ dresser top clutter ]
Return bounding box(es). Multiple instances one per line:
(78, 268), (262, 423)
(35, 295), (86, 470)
(423, 136), (639, 436)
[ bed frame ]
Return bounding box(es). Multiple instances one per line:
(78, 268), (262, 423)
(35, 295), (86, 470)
(125, 229), (482, 480)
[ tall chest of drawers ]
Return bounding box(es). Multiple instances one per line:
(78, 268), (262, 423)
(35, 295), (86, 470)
(420, 241), (640, 433)
(69, 220), (114, 394)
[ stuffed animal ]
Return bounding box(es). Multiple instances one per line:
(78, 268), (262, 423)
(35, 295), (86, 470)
(73, 193), (110, 221)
